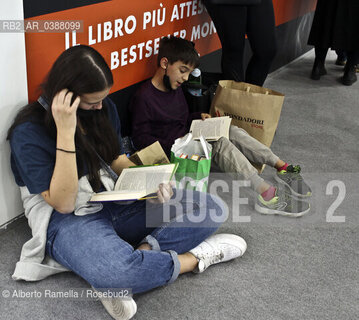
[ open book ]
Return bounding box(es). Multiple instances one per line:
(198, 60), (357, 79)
(89, 163), (178, 202)
(189, 116), (232, 141)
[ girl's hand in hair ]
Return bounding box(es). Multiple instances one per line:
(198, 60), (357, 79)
(51, 89), (80, 137)
(42, 89), (80, 213)
(149, 182), (174, 204)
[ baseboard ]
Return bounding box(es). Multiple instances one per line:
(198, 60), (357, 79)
(268, 49), (314, 79)
(0, 213), (25, 235)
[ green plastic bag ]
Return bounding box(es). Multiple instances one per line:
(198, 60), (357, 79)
(170, 134), (212, 192)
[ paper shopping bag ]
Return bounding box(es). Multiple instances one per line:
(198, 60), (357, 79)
(129, 141), (170, 165)
(210, 80), (284, 172)
(170, 134), (212, 192)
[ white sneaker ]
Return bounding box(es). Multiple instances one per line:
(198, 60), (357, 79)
(189, 233), (247, 273)
(94, 287), (137, 320)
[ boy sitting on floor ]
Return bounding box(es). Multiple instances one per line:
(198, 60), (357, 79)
(130, 36), (311, 217)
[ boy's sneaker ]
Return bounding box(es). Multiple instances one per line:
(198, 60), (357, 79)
(255, 184), (310, 217)
(275, 165), (312, 198)
(189, 233), (247, 273)
(94, 287), (137, 320)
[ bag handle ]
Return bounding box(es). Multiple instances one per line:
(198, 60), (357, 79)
(246, 86), (269, 95)
(172, 133), (193, 155)
(199, 135), (210, 159)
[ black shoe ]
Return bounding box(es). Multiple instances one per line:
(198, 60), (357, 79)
(335, 58), (347, 66)
(311, 59), (327, 80)
(342, 65), (357, 86)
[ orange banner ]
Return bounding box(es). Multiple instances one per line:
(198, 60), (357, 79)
(25, 0), (316, 102)
(273, 0), (316, 25)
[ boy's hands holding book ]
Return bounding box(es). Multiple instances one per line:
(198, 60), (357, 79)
(201, 113), (211, 120)
(190, 116), (232, 141)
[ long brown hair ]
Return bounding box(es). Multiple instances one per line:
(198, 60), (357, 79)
(7, 45), (121, 191)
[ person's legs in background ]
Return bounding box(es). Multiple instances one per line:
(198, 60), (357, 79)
(335, 49), (347, 66)
(246, 0), (277, 86)
(342, 50), (359, 85)
(203, 2), (247, 81)
(311, 47), (328, 80)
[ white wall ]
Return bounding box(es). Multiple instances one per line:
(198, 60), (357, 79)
(0, 0), (28, 227)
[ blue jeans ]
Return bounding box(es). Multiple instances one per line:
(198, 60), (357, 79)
(45, 190), (227, 294)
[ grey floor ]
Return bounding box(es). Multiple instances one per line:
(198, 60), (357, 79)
(1, 50), (358, 320)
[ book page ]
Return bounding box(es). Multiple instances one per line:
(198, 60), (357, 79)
(190, 116), (231, 140)
(89, 163), (177, 202)
(89, 189), (146, 202)
(114, 164), (176, 194)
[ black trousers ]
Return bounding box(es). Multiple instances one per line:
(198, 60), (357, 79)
(204, 0), (277, 86)
(315, 47), (359, 67)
